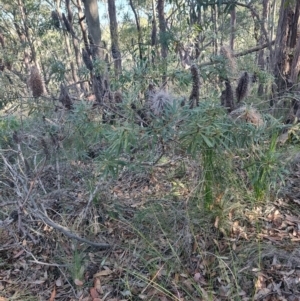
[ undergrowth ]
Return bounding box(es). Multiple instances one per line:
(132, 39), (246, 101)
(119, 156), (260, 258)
(0, 93), (298, 300)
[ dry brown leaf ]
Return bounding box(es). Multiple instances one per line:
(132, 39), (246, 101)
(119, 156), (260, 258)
(90, 287), (99, 299)
(49, 285), (56, 301)
(94, 277), (103, 294)
(254, 288), (271, 300)
(13, 249), (25, 259)
(74, 279), (84, 286)
(93, 269), (113, 277)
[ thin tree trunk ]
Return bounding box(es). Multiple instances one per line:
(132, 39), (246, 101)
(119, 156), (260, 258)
(108, 0), (122, 77)
(157, 0), (168, 84)
(230, 6), (236, 51)
(257, 0), (269, 96)
(129, 0), (142, 61)
(290, 36), (300, 84)
(83, 0), (104, 59)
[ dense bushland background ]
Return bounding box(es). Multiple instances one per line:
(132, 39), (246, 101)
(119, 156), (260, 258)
(1, 0), (300, 300)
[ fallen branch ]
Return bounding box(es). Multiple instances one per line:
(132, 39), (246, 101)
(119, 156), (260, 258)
(199, 40), (275, 68)
(35, 211), (111, 249)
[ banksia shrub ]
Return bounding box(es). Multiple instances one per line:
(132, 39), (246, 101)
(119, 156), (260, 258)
(221, 80), (235, 113)
(82, 48), (93, 71)
(236, 71), (250, 103)
(51, 11), (60, 29)
(28, 66), (44, 98)
(189, 64), (200, 109)
(58, 84), (73, 110)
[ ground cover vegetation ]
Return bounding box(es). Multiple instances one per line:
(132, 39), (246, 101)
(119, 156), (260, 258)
(1, 0), (300, 300)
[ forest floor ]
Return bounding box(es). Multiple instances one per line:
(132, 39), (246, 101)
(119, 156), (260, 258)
(1, 149), (300, 301)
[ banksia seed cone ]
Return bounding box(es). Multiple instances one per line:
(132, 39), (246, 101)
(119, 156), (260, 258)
(93, 75), (103, 104)
(28, 66), (44, 98)
(114, 91), (123, 103)
(236, 71), (250, 103)
(82, 48), (93, 71)
(51, 11), (60, 29)
(189, 64), (200, 109)
(0, 33), (5, 48)
(221, 80), (235, 113)
(62, 13), (71, 33)
(88, 34), (97, 58)
(59, 84), (73, 110)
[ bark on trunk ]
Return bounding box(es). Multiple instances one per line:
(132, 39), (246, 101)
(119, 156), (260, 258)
(108, 0), (122, 77)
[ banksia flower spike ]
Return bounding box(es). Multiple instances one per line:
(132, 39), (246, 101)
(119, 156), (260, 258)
(51, 11), (60, 29)
(189, 64), (200, 109)
(82, 48), (93, 71)
(28, 66), (44, 98)
(236, 71), (250, 103)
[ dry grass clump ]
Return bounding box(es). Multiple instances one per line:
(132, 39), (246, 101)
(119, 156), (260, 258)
(149, 90), (173, 116)
(230, 105), (264, 126)
(27, 66), (44, 98)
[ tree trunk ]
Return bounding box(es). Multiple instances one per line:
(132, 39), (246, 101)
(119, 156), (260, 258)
(82, 0), (104, 59)
(108, 0), (122, 77)
(157, 0), (168, 84)
(257, 0), (269, 96)
(230, 6), (236, 51)
(272, 0), (295, 95)
(129, 0), (143, 61)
